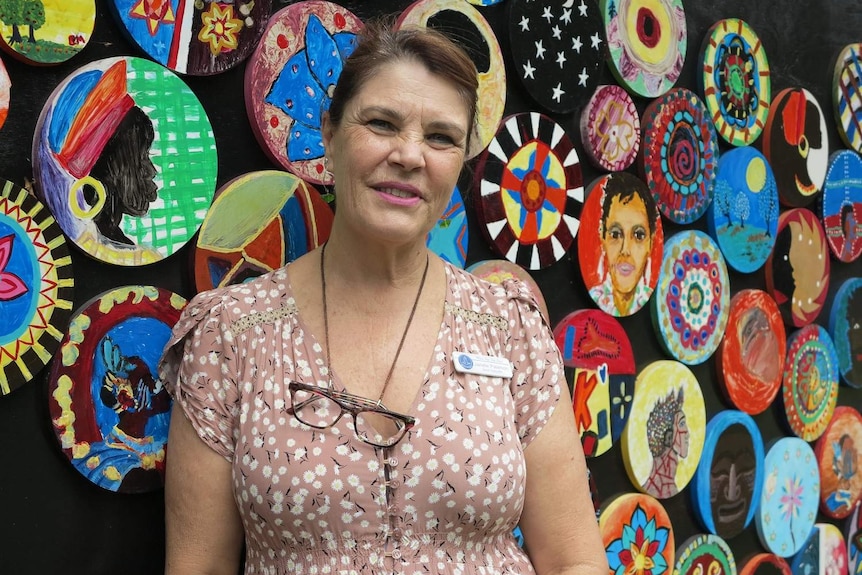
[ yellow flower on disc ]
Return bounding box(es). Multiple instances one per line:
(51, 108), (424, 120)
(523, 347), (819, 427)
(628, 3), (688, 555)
(198, 2), (244, 55)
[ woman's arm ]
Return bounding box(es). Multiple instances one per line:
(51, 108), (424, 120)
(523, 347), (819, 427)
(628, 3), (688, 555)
(164, 403), (245, 575)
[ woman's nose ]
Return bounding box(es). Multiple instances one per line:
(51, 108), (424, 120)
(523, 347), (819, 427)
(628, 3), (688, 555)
(389, 136), (426, 171)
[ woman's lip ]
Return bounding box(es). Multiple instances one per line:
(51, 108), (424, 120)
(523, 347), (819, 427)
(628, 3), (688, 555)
(373, 181), (423, 199)
(614, 262), (635, 276)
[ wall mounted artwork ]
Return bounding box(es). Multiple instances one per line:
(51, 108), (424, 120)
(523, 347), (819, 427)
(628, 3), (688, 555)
(621, 360), (705, 499)
(821, 150), (862, 263)
(109, 0), (270, 75)
(673, 534), (736, 575)
(600, 0), (686, 98)
(193, 170), (333, 293)
(833, 43), (862, 155)
(815, 406), (862, 520)
(782, 324), (839, 442)
(640, 87), (718, 225)
(830, 278), (862, 389)
(507, 0), (604, 114)
(48, 286), (186, 493)
(600, 492), (675, 575)
(578, 172), (663, 317)
(0, 57), (9, 130)
(818, 523), (848, 575)
(579, 84), (640, 173)
(762, 88), (829, 209)
(245, 1), (362, 186)
(474, 112), (583, 270)
(32, 56), (217, 266)
(700, 18), (771, 146)
(552, 309), (635, 457)
(466, 259), (549, 322)
(0, 179), (74, 396)
(0, 0), (95, 65)
(739, 554), (791, 575)
(790, 528), (821, 575)
(846, 502), (862, 575)
(427, 187), (468, 269)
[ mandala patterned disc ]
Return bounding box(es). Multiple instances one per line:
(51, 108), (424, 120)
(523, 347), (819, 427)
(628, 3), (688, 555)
(814, 406), (862, 520)
(830, 277), (862, 389)
(600, 492), (676, 575)
(782, 324), (840, 442)
(674, 534), (737, 575)
(821, 150), (862, 263)
(580, 84), (641, 172)
(701, 18), (771, 146)
(475, 112), (584, 270)
(833, 43), (862, 154)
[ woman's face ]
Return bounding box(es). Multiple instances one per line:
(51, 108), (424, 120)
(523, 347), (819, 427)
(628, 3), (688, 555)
(602, 193), (652, 297)
(672, 411), (689, 458)
(322, 59), (469, 247)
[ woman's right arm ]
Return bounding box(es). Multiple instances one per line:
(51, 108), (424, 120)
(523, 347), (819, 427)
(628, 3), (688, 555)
(164, 403), (244, 575)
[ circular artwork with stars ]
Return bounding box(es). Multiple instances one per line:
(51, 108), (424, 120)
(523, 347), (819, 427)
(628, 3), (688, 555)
(466, 259), (549, 322)
(833, 43), (862, 154)
(0, 179), (74, 396)
(700, 18), (771, 146)
(508, 0), (605, 114)
(601, 0), (687, 98)
(652, 230), (730, 366)
(830, 277), (862, 388)
(815, 406), (862, 520)
(821, 150), (862, 263)
(756, 437), (820, 558)
(640, 87), (719, 224)
(673, 534), (736, 575)
(474, 112), (584, 270)
(580, 85), (641, 172)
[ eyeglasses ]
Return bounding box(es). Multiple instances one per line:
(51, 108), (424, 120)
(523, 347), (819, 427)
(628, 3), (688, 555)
(287, 382), (415, 448)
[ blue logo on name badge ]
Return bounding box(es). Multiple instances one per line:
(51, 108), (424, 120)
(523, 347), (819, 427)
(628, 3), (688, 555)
(458, 354), (474, 370)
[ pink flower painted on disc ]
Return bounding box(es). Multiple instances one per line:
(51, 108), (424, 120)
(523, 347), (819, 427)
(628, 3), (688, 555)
(779, 475), (804, 521)
(0, 234), (27, 301)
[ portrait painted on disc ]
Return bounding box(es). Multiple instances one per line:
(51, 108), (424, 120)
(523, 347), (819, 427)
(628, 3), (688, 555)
(830, 278), (862, 388)
(815, 407), (862, 520)
(822, 150), (862, 263)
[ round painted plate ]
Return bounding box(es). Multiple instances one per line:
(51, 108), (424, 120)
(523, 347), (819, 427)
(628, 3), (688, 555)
(396, 0), (506, 159)
(700, 18), (771, 146)
(717, 289), (786, 415)
(818, 523), (849, 575)
(706, 146), (778, 273)
(833, 44), (862, 154)
(674, 534), (736, 575)
(846, 503), (862, 575)
(110, 0), (270, 75)
(830, 278), (862, 388)
(508, 0), (604, 114)
(0, 57), (9, 130)
(822, 150), (862, 263)
(765, 208), (830, 328)
(691, 410), (764, 540)
(762, 88), (829, 208)
(640, 87), (719, 224)
(756, 437), (820, 558)
(0, 180), (74, 395)
(427, 187), (468, 268)
(0, 0), (94, 65)
(815, 406), (862, 519)
(789, 528), (821, 575)
(601, 492), (675, 575)
(579, 84), (640, 172)
(652, 230), (730, 365)
(465, 0), (503, 4)
(193, 170), (333, 292)
(578, 173), (663, 317)
(739, 554), (791, 575)
(467, 259), (549, 322)
(601, 0), (687, 98)
(47, 286), (186, 493)
(552, 309), (635, 457)
(621, 360), (705, 499)
(782, 324), (840, 442)
(474, 112), (584, 270)
(32, 56), (217, 266)
(244, 2), (362, 186)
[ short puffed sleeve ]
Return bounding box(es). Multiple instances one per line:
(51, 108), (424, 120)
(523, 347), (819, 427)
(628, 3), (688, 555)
(157, 289), (241, 461)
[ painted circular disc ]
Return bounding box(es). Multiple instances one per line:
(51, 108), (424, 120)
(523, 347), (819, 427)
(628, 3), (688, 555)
(701, 18), (771, 146)
(0, 58), (9, 130)
(245, 2), (362, 186)
(578, 173), (663, 317)
(789, 528), (821, 575)
(0, 180), (74, 395)
(33, 56), (217, 266)
(601, 492), (675, 575)
(833, 44), (862, 154)
(691, 410), (764, 540)
(110, 0), (269, 75)
(465, 0), (503, 4)
(652, 230), (730, 365)
(621, 360), (705, 499)
(762, 88), (829, 208)
(674, 534), (736, 575)
(815, 406), (862, 519)
(845, 503), (862, 575)
(641, 87), (719, 224)
(601, 0), (687, 98)
(818, 523), (849, 575)
(782, 324), (840, 442)
(822, 150), (862, 263)
(474, 112), (583, 270)
(508, 0), (604, 114)
(47, 286), (186, 493)
(427, 187), (468, 268)
(739, 554), (791, 575)
(756, 437), (820, 557)
(717, 289), (786, 415)
(466, 259), (549, 322)
(580, 85), (640, 172)
(830, 278), (862, 388)
(706, 146), (779, 273)
(0, 0), (95, 65)
(552, 309), (635, 457)
(396, 0), (506, 159)
(193, 170), (333, 292)
(765, 208), (830, 328)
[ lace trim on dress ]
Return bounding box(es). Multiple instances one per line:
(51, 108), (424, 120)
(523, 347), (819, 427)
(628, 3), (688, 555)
(444, 302), (508, 331)
(230, 301), (298, 336)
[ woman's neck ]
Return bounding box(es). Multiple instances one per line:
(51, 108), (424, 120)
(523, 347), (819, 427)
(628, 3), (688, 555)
(323, 227), (431, 289)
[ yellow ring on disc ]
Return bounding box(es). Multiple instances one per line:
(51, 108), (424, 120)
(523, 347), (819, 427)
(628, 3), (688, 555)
(623, 0), (674, 67)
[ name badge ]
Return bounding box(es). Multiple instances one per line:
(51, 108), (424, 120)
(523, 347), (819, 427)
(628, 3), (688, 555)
(452, 351), (513, 378)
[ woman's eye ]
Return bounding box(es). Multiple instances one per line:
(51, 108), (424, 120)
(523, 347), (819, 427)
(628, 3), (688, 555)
(633, 229), (647, 241)
(608, 229), (622, 240)
(428, 133), (455, 146)
(368, 119), (394, 131)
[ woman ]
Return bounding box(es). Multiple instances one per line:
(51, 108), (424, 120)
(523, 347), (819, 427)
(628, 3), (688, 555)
(644, 388), (689, 498)
(158, 20), (607, 575)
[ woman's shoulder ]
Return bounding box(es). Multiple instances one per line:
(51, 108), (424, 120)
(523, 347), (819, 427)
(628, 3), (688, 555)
(446, 261), (545, 325)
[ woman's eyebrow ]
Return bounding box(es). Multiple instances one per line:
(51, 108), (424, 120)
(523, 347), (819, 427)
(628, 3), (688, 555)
(361, 105), (467, 139)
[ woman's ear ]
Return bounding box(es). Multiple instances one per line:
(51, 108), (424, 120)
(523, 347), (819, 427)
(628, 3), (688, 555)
(321, 111), (333, 150)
